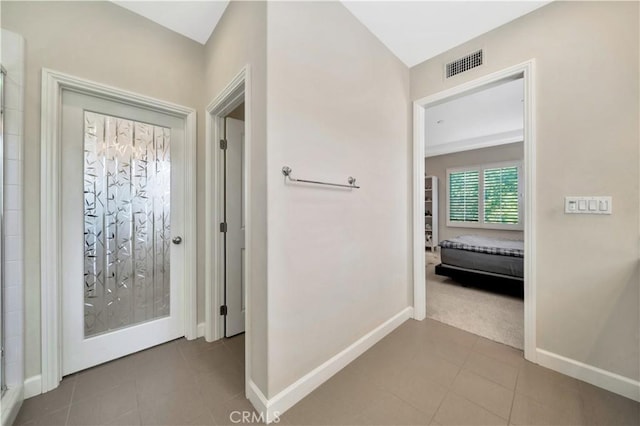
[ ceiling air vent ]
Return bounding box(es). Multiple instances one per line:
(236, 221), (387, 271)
(445, 49), (483, 78)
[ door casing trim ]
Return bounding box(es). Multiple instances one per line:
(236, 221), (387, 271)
(40, 68), (197, 393)
(204, 66), (251, 395)
(412, 60), (537, 362)
(204, 66), (249, 342)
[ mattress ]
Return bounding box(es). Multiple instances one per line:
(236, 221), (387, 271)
(440, 247), (524, 278)
(439, 235), (524, 278)
(439, 235), (523, 258)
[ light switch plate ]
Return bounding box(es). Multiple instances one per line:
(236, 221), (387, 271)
(565, 196), (612, 214)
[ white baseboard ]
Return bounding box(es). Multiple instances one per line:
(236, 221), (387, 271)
(536, 349), (640, 402)
(1, 385), (24, 426)
(247, 307), (414, 423)
(23, 375), (42, 399)
(246, 380), (274, 423)
(197, 322), (205, 338)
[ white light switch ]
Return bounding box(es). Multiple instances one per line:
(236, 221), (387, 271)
(565, 196), (612, 214)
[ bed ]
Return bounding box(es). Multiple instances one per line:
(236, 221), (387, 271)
(435, 235), (524, 284)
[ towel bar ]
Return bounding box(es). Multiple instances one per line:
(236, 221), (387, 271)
(281, 166), (360, 189)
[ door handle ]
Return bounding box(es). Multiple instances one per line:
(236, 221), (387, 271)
(172, 236), (183, 245)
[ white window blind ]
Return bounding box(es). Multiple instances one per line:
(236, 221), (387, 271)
(484, 166), (520, 224)
(446, 162), (522, 230)
(448, 170), (479, 223)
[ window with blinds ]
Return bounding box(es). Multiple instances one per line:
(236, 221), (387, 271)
(484, 166), (519, 224)
(448, 170), (479, 223)
(446, 162), (522, 229)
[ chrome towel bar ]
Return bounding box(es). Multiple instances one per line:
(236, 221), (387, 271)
(282, 166), (360, 189)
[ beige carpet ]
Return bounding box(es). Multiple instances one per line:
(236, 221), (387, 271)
(426, 251), (524, 349)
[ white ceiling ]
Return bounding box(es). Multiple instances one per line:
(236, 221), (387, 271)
(342, 1), (551, 67)
(112, 1), (229, 44)
(111, 1), (550, 66)
(425, 77), (524, 155)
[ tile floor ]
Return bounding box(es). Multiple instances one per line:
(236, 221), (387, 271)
(15, 319), (640, 425)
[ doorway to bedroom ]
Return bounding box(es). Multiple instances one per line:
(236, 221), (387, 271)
(421, 73), (528, 351)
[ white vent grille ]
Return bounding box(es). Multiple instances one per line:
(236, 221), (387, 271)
(446, 50), (483, 78)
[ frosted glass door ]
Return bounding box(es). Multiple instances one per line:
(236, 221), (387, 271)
(83, 112), (171, 337)
(61, 91), (184, 375)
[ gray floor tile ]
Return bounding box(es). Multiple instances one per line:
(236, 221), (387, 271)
(17, 406), (70, 426)
(464, 351), (519, 390)
(14, 377), (75, 425)
(384, 370), (448, 420)
(357, 391), (431, 425)
(579, 381), (640, 426)
(423, 318), (480, 349)
(510, 392), (585, 425)
(433, 392), (508, 425)
(515, 361), (583, 414)
(135, 361), (197, 401)
(138, 384), (211, 425)
(108, 409), (142, 426)
(184, 343), (242, 375)
(16, 322), (639, 426)
(424, 336), (475, 366)
(405, 350), (462, 387)
(473, 337), (524, 369)
(222, 334), (245, 361)
(311, 367), (390, 420)
(196, 366), (245, 405)
(209, 394), (263, 425)
(177, 336), (225, 360)
(73, 356), (137, 403)
(451, 369), (514, 419)
(68, 381), (137, 426)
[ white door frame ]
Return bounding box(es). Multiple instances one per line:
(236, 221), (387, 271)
(412, 60), (537, 362)
(204, 67), (251, 376)
(204, 67), (251, 395)
(40, 69), (198, 393)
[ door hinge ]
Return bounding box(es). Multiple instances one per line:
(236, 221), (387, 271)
(220, 222), (227, 233)
(220, 139), (227, 150)
(220, 305), (228, 316)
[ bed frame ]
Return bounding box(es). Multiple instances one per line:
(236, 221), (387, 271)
(435, 263), (524, 297)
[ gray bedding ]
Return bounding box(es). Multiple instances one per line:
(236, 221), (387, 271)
(439, 235), (524, 257)
(440, 247), (524, 278)
(439, 235), (524, 278)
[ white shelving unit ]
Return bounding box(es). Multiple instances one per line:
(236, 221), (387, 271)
(425, 176), (438, 251)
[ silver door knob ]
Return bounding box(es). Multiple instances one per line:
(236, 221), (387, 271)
(172, 236), (183, 245)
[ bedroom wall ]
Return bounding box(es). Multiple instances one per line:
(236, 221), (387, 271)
(202, 0), (268, 394)
(425, 142), (524, 242)
(1, 0), (205, 384)
(412, 0), (640, 383)
(266, 1), (411, 397)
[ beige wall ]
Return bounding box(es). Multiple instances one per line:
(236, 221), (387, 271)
(226, 102), (245, 121)
(1, 0), (205, 380)
(266, 1), (411, 396)
(202, 0), (268, 394)
(412, 1), (639, 380)
(426, 142), (524, 242)
(5, 0), (638, 401)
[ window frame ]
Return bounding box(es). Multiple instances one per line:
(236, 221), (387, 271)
(446, 160), (523, 230)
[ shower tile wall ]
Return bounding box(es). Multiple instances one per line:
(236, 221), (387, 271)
(2, 28), (25, 394)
